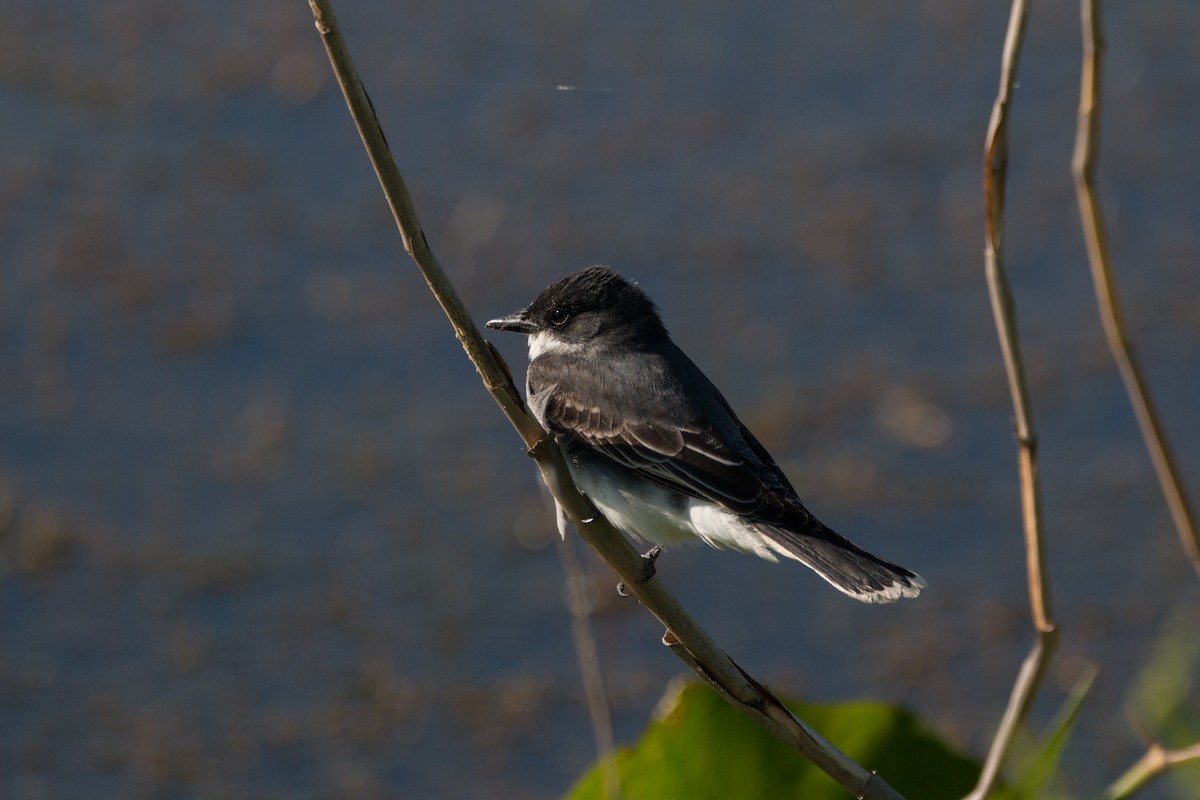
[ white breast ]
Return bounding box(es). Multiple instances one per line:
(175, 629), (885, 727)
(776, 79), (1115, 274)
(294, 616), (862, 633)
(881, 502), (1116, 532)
(570, 456), (783, 562)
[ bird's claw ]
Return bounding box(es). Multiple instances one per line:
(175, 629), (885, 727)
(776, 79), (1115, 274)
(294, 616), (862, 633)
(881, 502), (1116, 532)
(616, 546), (663, 596)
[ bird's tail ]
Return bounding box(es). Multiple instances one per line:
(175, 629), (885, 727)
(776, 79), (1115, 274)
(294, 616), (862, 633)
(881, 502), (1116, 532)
(755, 520), (925, 604)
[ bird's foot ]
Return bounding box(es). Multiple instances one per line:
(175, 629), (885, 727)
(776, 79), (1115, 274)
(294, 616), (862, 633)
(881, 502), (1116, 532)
(616, 546), (663, 596)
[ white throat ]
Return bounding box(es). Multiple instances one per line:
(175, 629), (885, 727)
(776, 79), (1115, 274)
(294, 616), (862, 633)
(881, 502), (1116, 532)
(528, 331), (583, 361)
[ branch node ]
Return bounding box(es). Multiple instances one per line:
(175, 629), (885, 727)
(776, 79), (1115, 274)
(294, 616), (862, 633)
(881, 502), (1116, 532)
(527, 433), (557, 460)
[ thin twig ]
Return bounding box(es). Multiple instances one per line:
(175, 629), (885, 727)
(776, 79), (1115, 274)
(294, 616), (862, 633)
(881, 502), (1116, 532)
(307, 1), (906, 797)
(557, 526), (622, 799)
(1103, 740), (1200, 800)
(965, 1), (1060, 796)
(1071, 0), (1200, 579)
(1078, 1), (1200, 792)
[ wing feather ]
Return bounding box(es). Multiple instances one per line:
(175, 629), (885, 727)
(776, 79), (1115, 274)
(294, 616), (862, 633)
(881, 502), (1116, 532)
(523, 341), (923, 602)
(536, 384), (795, 518)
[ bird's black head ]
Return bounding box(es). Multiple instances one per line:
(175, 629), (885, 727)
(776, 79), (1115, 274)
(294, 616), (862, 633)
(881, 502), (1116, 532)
(487, 266), (667, 348)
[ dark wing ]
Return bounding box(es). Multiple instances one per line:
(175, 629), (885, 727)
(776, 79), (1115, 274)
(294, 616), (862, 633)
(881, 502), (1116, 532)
(530, 346), (926, 601)
(531, 347), (806, 522)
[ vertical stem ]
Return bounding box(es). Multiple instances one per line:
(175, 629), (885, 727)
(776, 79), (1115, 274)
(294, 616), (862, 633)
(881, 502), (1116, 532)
(558, 530), (622, 799)
(967, 1), (1061, 796)
(1071, 0), (1200, 578)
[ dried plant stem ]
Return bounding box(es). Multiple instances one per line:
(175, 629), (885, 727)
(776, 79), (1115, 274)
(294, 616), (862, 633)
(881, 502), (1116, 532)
(966, 1), (1060, 797)
(1076, 5), (1200, 791)
(557, 530), (622, 799)
(1103, 741), (1200, 800)
(308, 1), (905, 796)
(1071, 0), (1200, 578)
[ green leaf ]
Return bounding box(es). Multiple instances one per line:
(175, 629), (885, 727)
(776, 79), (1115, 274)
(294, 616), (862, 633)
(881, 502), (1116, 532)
(996, 663), (1095, 800)
(1127, 602), (1200, 799)
(1130, 603), (1200, 746)
(565, 679), (979, 800)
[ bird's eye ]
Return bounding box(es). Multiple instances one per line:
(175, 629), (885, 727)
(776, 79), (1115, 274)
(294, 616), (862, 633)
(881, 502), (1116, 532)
(549, 307), (570, 326)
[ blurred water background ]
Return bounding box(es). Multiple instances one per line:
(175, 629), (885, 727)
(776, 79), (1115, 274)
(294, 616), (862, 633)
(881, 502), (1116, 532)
(2, 1), (1199, 798)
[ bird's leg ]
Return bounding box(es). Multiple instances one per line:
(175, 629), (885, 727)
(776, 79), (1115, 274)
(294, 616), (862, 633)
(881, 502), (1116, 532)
(638, 545), (663, 581)
(616, 546), (663, 596)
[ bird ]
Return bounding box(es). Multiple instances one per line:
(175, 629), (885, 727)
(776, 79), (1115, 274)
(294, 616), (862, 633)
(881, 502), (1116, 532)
(487, 266), (924, 603)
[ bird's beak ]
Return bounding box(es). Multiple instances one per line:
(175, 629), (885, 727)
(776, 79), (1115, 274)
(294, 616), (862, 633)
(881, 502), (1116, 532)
(486, 310), (537, 334)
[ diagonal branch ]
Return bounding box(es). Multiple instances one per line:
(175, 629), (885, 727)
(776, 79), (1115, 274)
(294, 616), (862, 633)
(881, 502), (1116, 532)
(966, 1), (1060, 796)
(1071, 0), (1200, 579)
(307, 1), (906, 796)
(1103, 740), (1200, 800)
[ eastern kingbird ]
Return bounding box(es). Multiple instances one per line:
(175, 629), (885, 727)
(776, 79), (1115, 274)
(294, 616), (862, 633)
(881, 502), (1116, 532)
(487, 266), (924, 603)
